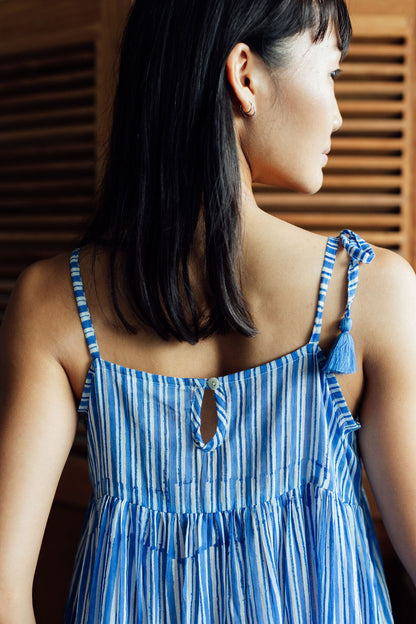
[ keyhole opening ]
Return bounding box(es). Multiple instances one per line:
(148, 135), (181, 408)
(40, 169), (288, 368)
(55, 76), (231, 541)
(200, 388), (218, 444)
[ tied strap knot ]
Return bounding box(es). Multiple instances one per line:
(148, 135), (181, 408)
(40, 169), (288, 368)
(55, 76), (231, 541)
(340, 230), (375, 265)
(322, 315), (356, 375)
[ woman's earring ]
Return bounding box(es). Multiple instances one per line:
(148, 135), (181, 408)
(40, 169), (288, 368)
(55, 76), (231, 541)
(240, 101), (256, 118)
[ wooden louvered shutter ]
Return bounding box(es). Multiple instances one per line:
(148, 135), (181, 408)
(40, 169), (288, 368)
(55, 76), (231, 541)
(0, 40), (96, 313)
(256, 15), (414, 259)
(0, 0), (131, 322)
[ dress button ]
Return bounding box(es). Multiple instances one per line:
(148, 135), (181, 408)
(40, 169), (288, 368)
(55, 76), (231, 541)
(207, 377), (219, 390)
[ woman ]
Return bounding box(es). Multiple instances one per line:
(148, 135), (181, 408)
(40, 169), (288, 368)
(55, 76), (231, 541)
(0, 0), (415, 622)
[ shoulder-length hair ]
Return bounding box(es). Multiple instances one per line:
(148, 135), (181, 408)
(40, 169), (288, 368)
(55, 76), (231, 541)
(82, 0), (351, 343)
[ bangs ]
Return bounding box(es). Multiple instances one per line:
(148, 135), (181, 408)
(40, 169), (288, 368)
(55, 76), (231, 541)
(309, 0), (352, 58)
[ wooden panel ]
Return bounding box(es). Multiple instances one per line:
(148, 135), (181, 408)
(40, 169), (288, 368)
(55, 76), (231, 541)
(348, 0), (415, 14)
(0, 0), (100, 41)
(0, 39), (96, 318)
(0, 0), (131, 322)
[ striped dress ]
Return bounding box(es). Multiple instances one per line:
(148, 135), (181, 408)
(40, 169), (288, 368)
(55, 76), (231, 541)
(64, 230), (393, 623)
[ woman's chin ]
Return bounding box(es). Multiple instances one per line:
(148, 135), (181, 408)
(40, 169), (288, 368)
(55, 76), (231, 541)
(302, 179), (324, 195)
(290, 170), (324, 195)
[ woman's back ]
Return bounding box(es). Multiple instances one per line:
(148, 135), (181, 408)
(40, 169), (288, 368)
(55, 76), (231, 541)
(26, 215), (377, 452)
(61, 219), (362, 413)
(60, 224), (395, 622)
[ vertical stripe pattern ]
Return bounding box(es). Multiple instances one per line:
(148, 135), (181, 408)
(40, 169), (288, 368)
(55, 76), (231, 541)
(65, 230), (393, 623)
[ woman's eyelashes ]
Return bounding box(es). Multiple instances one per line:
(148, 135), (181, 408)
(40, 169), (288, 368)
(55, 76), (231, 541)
(331, 69), (342, 81)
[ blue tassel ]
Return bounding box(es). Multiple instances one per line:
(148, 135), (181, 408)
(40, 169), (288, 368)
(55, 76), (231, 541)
(322, 317), (357, 375)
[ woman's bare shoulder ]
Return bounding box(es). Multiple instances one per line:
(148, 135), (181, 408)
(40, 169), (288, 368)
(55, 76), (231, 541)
(1, 252), (79, 359)
(359, 245), (416, 313)
(355, 245), (416, 362)
(15, 252), (72, 291)
(9, 252), (74, 310)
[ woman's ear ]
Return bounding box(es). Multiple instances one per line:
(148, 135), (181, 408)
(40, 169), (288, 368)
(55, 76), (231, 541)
(226, 43), (257, 116)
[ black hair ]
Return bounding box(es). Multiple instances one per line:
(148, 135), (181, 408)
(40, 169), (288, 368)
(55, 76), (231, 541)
(82, 0), (351, 343)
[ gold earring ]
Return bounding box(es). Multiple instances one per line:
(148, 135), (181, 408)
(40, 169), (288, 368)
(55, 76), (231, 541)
(240, 102), (256, 118)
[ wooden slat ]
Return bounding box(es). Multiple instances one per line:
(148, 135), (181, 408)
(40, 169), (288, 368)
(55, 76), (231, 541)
(0, 68), (94, 93)
(0, 161), (94, 175)
(0, 142), (94, 159)
(0, 87), (95, 110)
(339, 100), (405, 113)
(1, 124), (95, 142)
(1, 179), (94, 192)
(331, 137), (405, 151)
(1, 107), (94, 129)
(272, 213), (403, 228)
(340, 62), (408, 76)
(0, 232), (81, 243)
(322, 175), (403, 188)
(0, 49), (94, 75)
(335, 82), (407, 95)
(257, 194), (404, 210)
(326, 156), (403, 168)
(347, 43), (409, 56)
(0, 197), (93, 209)
(340, 119), (404, 132)
(0, 215), (87, 228)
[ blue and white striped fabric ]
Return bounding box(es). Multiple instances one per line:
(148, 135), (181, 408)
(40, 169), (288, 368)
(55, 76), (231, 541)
(64, 230), (393, 623)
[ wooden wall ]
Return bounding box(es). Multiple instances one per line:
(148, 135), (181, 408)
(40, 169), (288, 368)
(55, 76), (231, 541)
(0, 0), (415, 621)
(0, 0), (130, 319)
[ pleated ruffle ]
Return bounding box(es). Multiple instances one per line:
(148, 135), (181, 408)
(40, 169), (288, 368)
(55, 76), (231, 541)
(64, 483), (392, 624)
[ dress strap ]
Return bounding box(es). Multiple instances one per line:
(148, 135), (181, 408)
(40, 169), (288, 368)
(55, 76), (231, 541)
(321, 229), (375, 375)
(309, 236), (340, 345)
(70, 248), (101, 360)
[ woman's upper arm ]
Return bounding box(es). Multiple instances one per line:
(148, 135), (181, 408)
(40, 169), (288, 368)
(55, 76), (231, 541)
(358, 248), (416, 586)
(0, 260), (79, 605)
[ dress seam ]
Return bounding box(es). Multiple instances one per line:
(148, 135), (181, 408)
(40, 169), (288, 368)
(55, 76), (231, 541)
(90, 482), (362, 516)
